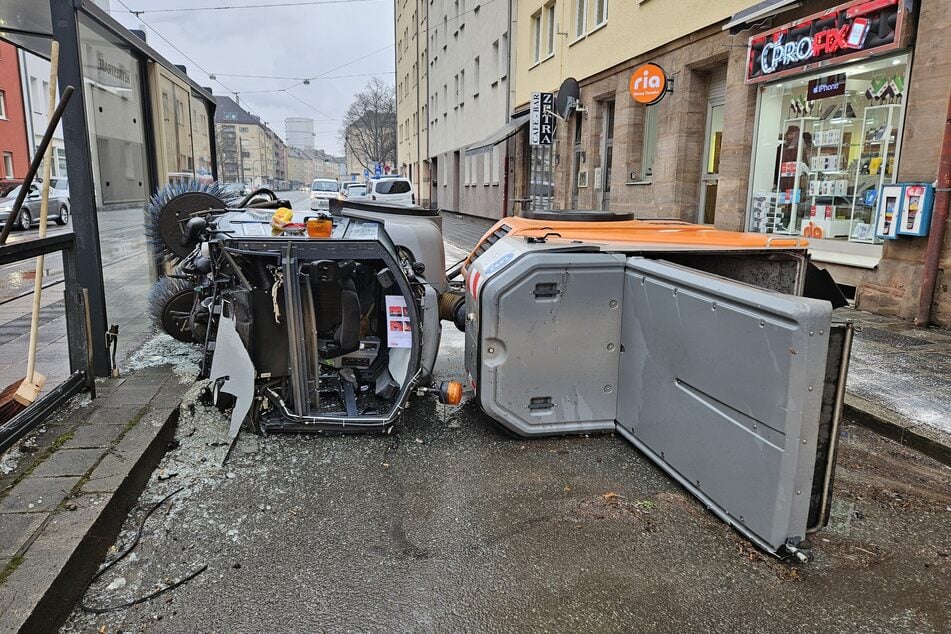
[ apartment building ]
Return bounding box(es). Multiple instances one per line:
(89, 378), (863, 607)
(512, 0), (951, 325)
(0, 40), (29, 183)
(395, 0), (429, 204)
(425, 0), (513, 218)
(18, 49), (67, 179)
(215, 94), (288, 188)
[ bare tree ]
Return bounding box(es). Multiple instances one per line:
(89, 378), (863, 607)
(340, 78), (397, 172)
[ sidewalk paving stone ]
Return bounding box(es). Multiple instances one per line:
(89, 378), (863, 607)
(29, 449), (105, 478)
(61, 424), (127, 450)
(0, 477), (81, 513)
(0, 513), (46, 557)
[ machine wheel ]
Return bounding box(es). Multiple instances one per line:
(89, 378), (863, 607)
(145, 182), (235, 262)
(17, 209), (32, 231)
(55, 205), (69, 225)
(148, 275), (198, 343)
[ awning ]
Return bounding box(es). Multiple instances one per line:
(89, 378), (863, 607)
(467, 113), (530, 153)
(722, 0), (802, 33)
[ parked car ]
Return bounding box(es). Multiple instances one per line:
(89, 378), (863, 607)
(310, 178), (339, 210)
(0, 180), (70, 230)
(338, 183), (367, 200)
(364, 176), (415, 207)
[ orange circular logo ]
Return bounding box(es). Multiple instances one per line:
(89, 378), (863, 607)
(629, 63), (668, 105)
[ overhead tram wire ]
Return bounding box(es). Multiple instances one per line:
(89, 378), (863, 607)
(114, 0), (349, 124)
(113, 0), (265, 121)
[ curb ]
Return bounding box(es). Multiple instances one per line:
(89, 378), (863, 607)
(844, 393), (951, 467)
(2, 404), (179, 634)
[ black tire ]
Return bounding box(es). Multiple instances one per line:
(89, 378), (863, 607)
(148, 276), (198, 343)
(55, 205), (69, 225)
(17, 209), (32, 231)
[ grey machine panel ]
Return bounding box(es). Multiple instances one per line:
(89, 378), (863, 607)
(476, 251), (626, 436)
(617, 258), (832, 554)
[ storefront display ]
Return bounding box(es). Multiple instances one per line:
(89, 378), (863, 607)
(748, 53), (909, 244)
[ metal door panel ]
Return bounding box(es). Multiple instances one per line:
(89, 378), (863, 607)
(618, 258), (832, 553)
(477, 251), (626, 436)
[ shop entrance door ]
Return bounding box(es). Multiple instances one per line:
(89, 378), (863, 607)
(699, 68), (726, 224)
(599, 101), (615, 211)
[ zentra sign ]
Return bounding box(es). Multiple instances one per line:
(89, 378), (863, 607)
(530, 92), (555, 146)
(746, 0), (907, 84)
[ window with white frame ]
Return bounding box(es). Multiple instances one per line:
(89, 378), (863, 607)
(546, 3), (556, 56)
(483, 152), (491, 185)
(491, 146), (501, 184)
(459, 69), (465, 106)
(594, 0), (608, 27)
(531, 11), (542, 63)
(0, 89), (6, 119)
(473, 56), (480, 97)
(574, 0), (587, 38)
(2, 152), (14, 179)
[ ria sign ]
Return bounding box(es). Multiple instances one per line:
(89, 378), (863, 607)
(629, 63), (669, 105)
(746, 0), (907, 84)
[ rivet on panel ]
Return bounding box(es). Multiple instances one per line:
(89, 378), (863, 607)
(809, 330), (814, 336)
(487, 347), (495, 354)
(802, 439), (807, 445)
(603, 385), (613, 393)
(796, 490), (801, 495)
(808, 386), (814, 391)
(609, 300), (619, 308)
(711, 302), (717, 311)
(759, 320), (765, 327)
(606, 343), (616, 351)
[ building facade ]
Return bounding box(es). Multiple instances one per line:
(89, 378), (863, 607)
(511, 0), (951, 326)
(18, 49), (67, 180)
(0, 40), (30, 183)
(286, 117), (315, 149)
(215, 95), (289, 188)
(423, 0), (512, 218)
(395, 0), (429, 205)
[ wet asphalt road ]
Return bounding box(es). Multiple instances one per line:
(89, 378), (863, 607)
(62, 327), (951, 633)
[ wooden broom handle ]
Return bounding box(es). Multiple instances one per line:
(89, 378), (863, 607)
(25, 41), (59, 385)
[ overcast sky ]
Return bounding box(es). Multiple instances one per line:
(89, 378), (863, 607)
(109, 0), (396, 154)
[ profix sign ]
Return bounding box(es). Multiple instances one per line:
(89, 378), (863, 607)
(746, 0), (907, 84)
(530, 92), (555, 146)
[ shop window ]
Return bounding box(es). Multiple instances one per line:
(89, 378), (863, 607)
(748, 54), (910, 245)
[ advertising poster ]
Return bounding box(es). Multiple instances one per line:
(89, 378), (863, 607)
(385, 295), (412, 348)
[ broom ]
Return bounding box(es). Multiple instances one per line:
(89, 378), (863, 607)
(0, 42), (60, 423)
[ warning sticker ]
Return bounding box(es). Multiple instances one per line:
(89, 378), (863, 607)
(385, 295), (412, 348)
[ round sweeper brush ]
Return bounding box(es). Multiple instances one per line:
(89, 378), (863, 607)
(148, 275), (199, 343)
(145, 181), (236, 263)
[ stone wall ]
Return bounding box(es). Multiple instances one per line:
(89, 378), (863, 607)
(855, 0), (951, 325)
